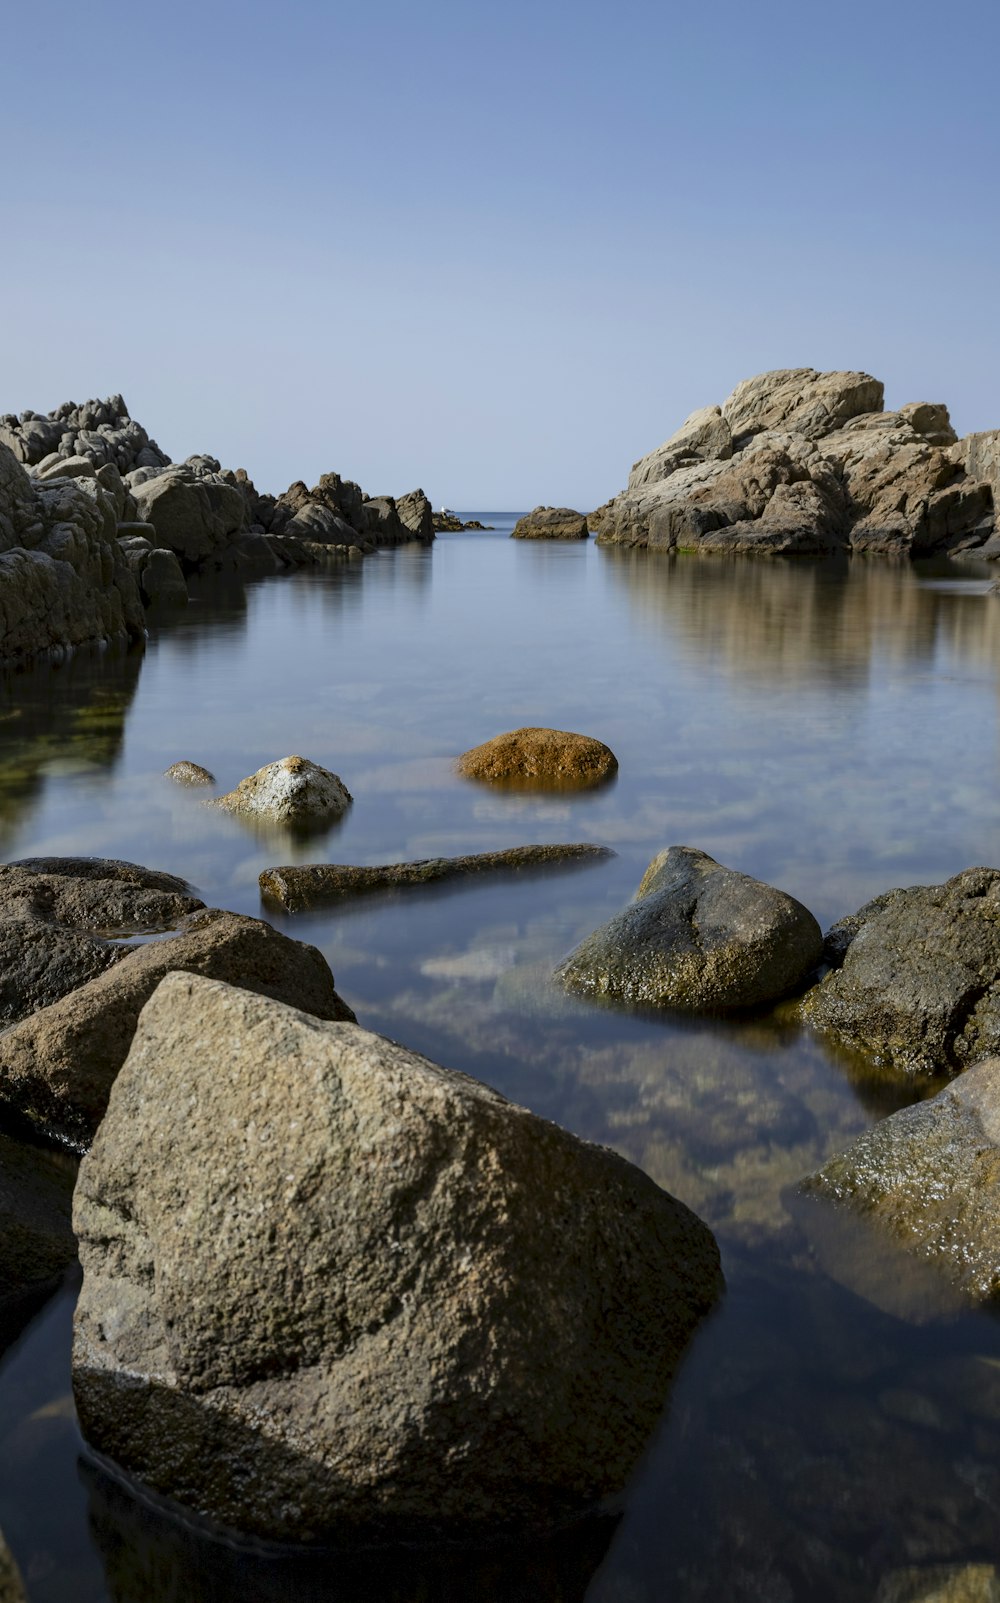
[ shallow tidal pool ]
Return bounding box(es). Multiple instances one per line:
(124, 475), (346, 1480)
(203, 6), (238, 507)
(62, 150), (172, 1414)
(3, 522), (1000, 1600)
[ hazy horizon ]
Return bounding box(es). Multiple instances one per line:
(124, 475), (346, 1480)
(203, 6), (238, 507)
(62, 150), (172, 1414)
(2, 0), (997, 509)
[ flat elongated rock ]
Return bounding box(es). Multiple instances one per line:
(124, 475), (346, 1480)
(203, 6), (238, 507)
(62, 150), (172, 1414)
(260, 843), (614, 910)
(801, 867), (1000, 1078)
(802, 1057), (1000, 1307)
(212, 755), (352, 828)
(457, 727), (618, 790)
(511, 506), (589, 540)
(73, 973), (722, 1542)
(0, 909), (354, 1147)
(557, 846), (822, 1011)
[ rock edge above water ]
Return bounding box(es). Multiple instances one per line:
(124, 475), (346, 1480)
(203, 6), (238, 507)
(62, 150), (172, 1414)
(260, 844), (615, 910)
(457, 727), (618, 791)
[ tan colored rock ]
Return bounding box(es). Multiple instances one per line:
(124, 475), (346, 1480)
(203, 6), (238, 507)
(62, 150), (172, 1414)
(874, 1564), (1000, 1603)
(627, 404), (733, 490)
(897, 401), (958, 447)
(721, 367), (884, 442)
(511, 506), (589, 539)
(950, 430), (1000, 507)
(0, 907), (354, 1147)
(212, 755), (352, 828)
(822, 415), (990, 555)
(73, 973), (722, 1541)
(163, 760), (215, 786)
(457, 726), (618, 790)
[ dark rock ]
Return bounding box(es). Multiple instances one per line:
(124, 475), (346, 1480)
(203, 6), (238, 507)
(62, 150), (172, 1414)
(0, 1127), (77, 1298)
(801, 866), (1000, 1078)
(511, 507), (589, 540)
(557, 846), (823, 1012)
(259, 843), (614, 911)
(73, 972), (722, 1541)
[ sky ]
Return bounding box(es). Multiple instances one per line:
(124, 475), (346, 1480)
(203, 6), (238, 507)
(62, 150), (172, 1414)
(1, 0), (997, 508)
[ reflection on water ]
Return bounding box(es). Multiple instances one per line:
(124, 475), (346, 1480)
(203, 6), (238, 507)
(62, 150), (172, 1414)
(3, 527), (1000, 1598)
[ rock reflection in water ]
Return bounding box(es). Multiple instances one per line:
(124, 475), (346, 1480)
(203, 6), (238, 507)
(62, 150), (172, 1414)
(84, 1460), (617, 1603)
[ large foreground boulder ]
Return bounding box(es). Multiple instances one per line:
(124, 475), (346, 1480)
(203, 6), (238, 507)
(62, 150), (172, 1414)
(73, 973), (722, 1542)
(801, 867), (1000, 1078)
(511, 507), (589, 540)
(597, 368), (996, 558)
(802, 1056), (1000, 1306)
(457, 727), (618, 790)
(557, 846), (822, 1011)
(0, 908), (354, 1147)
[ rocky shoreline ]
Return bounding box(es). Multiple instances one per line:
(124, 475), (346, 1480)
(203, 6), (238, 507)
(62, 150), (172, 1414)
(0, 393), (436, 666)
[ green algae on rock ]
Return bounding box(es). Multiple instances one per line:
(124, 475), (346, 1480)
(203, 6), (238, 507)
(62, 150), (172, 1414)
(557, 845), (822, 1013)
(260, 843), (614, 911)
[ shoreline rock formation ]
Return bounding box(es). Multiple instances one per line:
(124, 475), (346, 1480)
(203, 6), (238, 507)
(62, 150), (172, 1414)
(0, 393), (437, 665)
(512, 507), (589, 540)
(596, 368), (997, 559)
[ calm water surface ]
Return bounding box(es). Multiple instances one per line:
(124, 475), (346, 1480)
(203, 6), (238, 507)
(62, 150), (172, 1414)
(3, 521), (1000, 1600)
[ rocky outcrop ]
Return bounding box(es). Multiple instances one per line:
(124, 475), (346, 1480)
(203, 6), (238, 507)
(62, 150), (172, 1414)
(801, 867), (1000, 1079)
(212, 755), (352, 830)
(129, 461), (246, 569)
(557, 846), (822, 1012)
(598, 369), (997, 558)
(802, 1056), (1000, 1307)
(395, 488), (435, 540)
(72, 972), (722, 1541)
(260, 844), (614, 910)
(0, 907), (354, 1147)
(457, 727), (618, 790)
(0, 394), (169, 475)
(511, 507), (589, 540)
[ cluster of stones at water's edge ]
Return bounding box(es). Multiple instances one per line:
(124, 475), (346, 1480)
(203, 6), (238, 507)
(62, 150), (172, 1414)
(0, 392), (437, 665)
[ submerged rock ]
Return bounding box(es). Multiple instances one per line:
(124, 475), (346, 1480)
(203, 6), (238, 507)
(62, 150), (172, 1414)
(259, 843), (614, 910)
(164, 760), (215, 786)
(212, 756), (353, 829)
(802, 1057), (1000, 1306)
(557, 846), (822, 1012)
(73, 972), (722, 1542)
(801, 867), (1000, 1078)
(457, 727), (618, 790)
(511, 507), (589, 540)
(0, 908), (354, 1147)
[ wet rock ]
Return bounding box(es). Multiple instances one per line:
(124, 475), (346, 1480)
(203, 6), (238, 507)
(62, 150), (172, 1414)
(0, 1528), (27, 1603)
(0, 920), (129, 1025)
(73, 972), (722, 1541)
(0, 1127), (77, 1297)
(556, 846), (822, 1012)
(801, 867), (1000, 1078)
(164, 761), (215, 787)
(139, 547), (188, 606)
(0, 908), (354, 1147)
(1, 857), (203, 933)
(259, 843), (614, 911)
(873, 1564), (1000, 1602)
(457, 727), (618, 790)
(511, 507), (589, 540)
(212, 755), (352, 829)
(802, 1056), (1000, 1305)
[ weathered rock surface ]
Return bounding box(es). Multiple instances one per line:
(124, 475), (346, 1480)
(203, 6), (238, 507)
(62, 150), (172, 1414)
(0, 394), (169, 475)
(0, 1528), (27, 1603)
(212, 756), (353, 829)
(597, 368), (997, 558)
(260, 843), (614, 911)
(802, 1056), (1000, 1307)
(0, 908), (354, 1147)
(511, 507), (589, 540)
(129, 463), (247, 569)
(874, 1565), (1000, 1603)
(0, 1127), (77, 1298)
(164, 760), (215, 786)
(801, 867), (1000, 1078)
(457, 727), (618, 790)
(395, 487), (435, 541)
(73, 972), (722, 1540)
(557, 846), (822, 1012)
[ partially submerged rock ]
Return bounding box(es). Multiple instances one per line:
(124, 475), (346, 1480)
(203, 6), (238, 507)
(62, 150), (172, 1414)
(801, 867), (1000, 1078)
(457, 727), (618, 791)
(163, 760), (215, 786)
(212, 756), (352, 829)
(596, 368), (997, 558)
(511, 507), (589, 540)
(557, 846), (822, 1012)
(802, 1056), (1000, 1307)
(259, 843), (614, 911)
(73, 972), (722, 1541)
(0, 908), (354, 1147)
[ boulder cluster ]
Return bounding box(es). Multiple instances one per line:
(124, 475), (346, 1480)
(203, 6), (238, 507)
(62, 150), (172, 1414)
(595, 368), (999, 557)
(0, 393), (435, 665)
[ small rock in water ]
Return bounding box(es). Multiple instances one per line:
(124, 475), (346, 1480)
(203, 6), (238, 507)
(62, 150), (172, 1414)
(212, 755), (352, 828)
(164, 760), (216, 786)
(557, 845), (822, 1012)
(457, 727), (618, 791)
(72, 972), (722, 1542)
(511, 506), (589, 540)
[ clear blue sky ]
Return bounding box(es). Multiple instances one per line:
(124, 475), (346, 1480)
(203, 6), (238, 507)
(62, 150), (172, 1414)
(1, 0), (996, 508)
